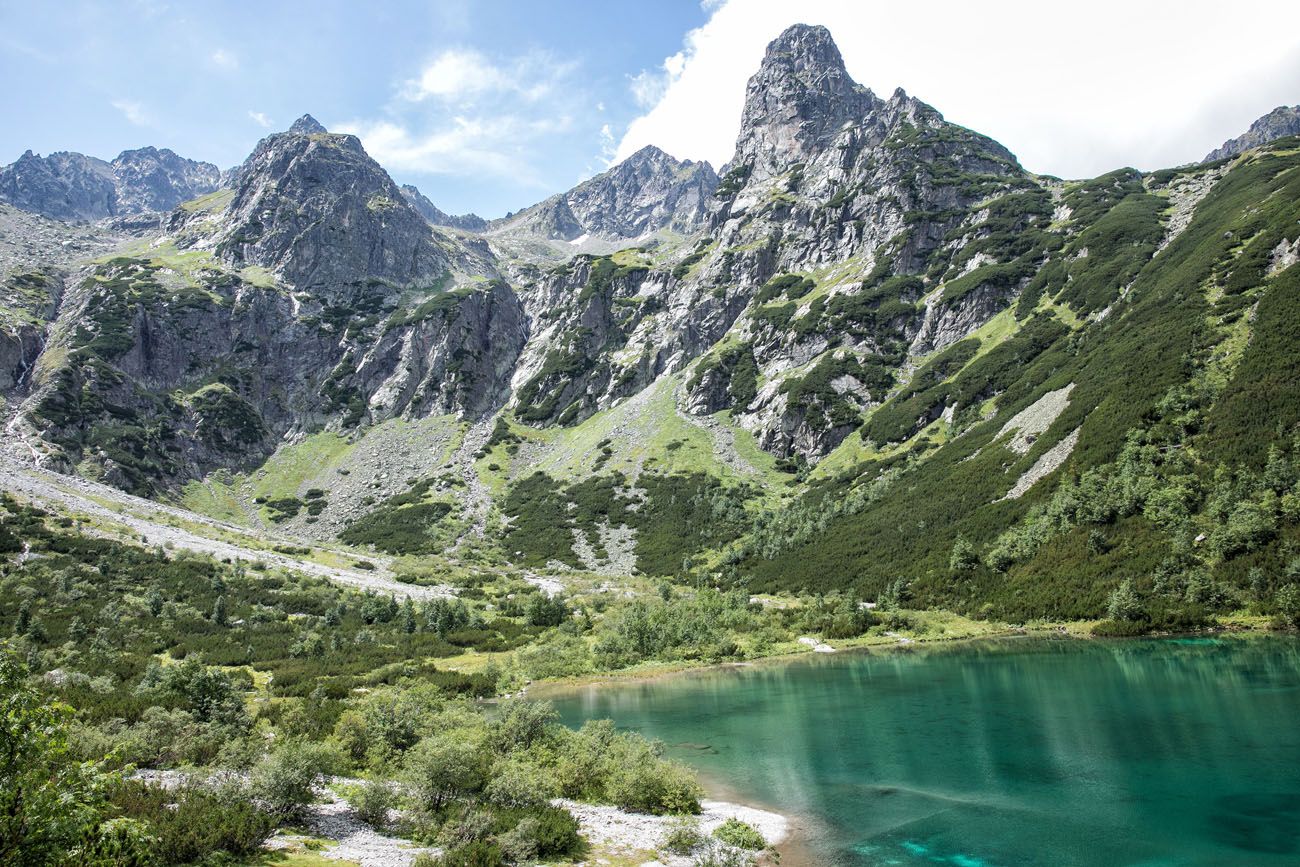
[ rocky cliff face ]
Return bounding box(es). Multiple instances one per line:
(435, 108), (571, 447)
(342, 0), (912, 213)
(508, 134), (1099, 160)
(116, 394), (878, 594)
(730, 24), (877, 185)
(0, 147), (220, 221)
(490, 23), (1035, 459)
(4, 21), (1277, 513)
(1205, 105), (1300, 162)
(0, 151), (117, 221)
(4, 117), (526, 492)
(673, 24), (1029, 458)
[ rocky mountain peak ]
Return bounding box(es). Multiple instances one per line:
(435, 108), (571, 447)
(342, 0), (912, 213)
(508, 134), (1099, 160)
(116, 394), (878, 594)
(488, 144), (717, 246)
(288, 114), (328, 135)
(215, 123), (443, 293)
(0, 144), (219, 221)
(1205, 104), (1300, 162)
(732, 23), (877, 176)
(399, 184), (488, 232)
(109, 147), (221, 214)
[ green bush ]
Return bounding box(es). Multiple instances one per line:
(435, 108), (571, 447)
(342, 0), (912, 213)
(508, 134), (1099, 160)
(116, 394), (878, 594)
(713, 817), (766, 850)
(353, 780), (395, 828)
(429, 839), (504, 867)
(250, 740), (338, 820)
(662, 816), (704, 854)
(108, 779), (274, 863)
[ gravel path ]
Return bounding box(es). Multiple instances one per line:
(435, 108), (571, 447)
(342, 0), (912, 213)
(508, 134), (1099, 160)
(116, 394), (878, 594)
(0, 455), (450, 599)
(271, 798), (437, 867)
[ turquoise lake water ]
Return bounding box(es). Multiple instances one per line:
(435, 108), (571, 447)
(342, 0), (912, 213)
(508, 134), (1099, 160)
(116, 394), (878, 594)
(547, 637), (1300, 866)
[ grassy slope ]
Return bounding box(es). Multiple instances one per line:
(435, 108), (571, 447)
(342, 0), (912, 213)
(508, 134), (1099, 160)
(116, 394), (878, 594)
(739, 147), (1300, 615)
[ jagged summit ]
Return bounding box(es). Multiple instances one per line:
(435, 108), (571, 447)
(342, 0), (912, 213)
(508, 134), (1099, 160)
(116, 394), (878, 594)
(732, 23), (877, 175)
(0, 146), (219, 221)
(288, 114), (328, 135)
(488, 143), (717, 246)
(400, 184), (488, 232)
(1205, 104), (1300, 162)
(215, 118), (443, 292)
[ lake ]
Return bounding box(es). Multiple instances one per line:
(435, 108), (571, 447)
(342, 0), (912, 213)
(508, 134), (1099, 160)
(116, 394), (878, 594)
(546, 637), (1300, 866)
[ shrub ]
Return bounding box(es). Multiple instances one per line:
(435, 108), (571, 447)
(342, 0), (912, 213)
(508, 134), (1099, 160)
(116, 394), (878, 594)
(608, 753), (702, 815)
(663, 816), (704, 855)
(353, 780), (395, 828)
(1106, 579), (1144, 622)
(430, 839), (504, 867)
(693, 838), (751, 867)
(0, 650), (117, 864)
(484, 758), (557, 808)
(404, 734), (488, 812)
(1277, 584), (1300, 627)
(713, 817), (766, 850)
(109, 779), (274, 863)
(250, 740), (338, 820)
(496, 804), (582, 861)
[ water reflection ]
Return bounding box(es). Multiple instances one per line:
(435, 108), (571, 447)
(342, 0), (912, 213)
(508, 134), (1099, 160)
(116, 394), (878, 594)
(549, 637), (1300, 866)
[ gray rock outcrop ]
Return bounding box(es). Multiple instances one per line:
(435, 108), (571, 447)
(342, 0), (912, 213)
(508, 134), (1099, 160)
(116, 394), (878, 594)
(1205, 105), (1300, 162)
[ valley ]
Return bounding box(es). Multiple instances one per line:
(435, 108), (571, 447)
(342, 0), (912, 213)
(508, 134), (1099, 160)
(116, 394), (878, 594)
(2, 17), (1300, 867)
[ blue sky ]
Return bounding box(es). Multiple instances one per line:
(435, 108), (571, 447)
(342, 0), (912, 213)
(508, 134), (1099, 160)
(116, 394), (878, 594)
(4, 1), (1299, 219)
(0, 0), (708, 217)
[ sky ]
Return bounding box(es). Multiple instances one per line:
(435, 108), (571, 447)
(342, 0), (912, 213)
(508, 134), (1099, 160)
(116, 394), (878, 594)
(2, 1), (1299, 218)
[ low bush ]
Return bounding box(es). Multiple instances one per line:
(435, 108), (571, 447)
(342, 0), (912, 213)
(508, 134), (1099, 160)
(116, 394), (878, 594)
(108, 779), (274, 863)
(713, 817), (766, 850)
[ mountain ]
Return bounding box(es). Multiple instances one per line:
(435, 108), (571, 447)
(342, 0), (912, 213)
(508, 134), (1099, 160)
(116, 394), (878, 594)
(488, 144), (717, 251)
(0, 146), (220, 220)
(4, 115), (524, 494)
(400, 184), (488, 232)
(2, 24), (1299, 633)
(1205, 105), (1300, 162)
(210, 115), (448, 293)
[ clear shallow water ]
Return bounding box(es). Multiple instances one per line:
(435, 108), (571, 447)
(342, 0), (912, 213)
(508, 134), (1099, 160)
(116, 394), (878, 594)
(547, 637), (1300, 866)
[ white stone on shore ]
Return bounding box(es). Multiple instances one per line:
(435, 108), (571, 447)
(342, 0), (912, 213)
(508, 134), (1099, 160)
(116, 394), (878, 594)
(558, 797), (789, 865)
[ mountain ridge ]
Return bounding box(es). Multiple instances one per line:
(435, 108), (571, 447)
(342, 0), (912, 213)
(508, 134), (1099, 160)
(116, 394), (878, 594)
(1, 24), (1299, 630)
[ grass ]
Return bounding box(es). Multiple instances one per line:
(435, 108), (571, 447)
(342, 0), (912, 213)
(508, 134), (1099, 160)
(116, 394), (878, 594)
(234, 848), (357, 867)
(178, 188), (234, 213)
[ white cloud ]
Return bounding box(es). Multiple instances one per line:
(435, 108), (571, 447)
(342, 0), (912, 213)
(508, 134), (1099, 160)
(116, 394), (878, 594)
(337, 114), (572, 186)
(618, 0), (1300, 177)
(342, 46), (587, 186)
(403, 48), (573, 104)
(111, 98), (151, 127)
(248, 111), (273, 128)
(210, 48), (238, 70)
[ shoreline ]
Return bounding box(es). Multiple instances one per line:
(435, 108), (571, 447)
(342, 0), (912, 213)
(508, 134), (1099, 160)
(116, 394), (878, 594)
(523, 622), (1072, 701)
(524, 614), (1286, 700)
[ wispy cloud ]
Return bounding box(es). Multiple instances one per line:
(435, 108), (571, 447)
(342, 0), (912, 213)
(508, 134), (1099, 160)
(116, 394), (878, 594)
(341, 47), (586, 185)
(210, 49), (238, 70)
(248, 110), (273, 128)
(111, 98), (151, 127)
(401, 48), (574, 104)
(337, 114), (571, 186)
